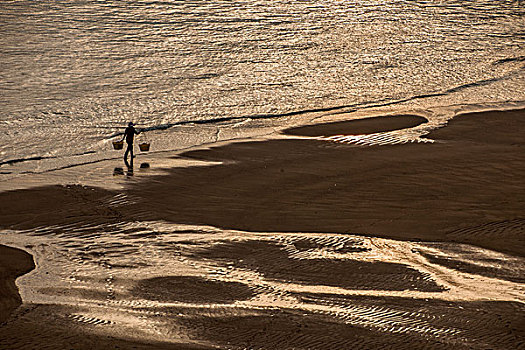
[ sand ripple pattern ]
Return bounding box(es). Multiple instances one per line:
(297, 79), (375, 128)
(446, 218), (525, 241)
(319, 131), (434, 147)
(68, 313), (113, 326)
(1, 225), (524, 349)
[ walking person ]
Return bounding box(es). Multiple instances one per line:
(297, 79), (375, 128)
(121, 122), (141, 166)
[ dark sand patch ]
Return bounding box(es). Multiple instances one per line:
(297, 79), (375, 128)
(284, 114), (427, 137)
(295, 293), (525, 349)
(191, 240), (444, 292)
(0, 245), (35, 323)
(134, 276), (254, 304)
(426, 109), (525, 145)
(0, 184), (118, 231)
(119, 109), (524, 256)
(177, 307), (477, 350)
(0, 304), (213, 350)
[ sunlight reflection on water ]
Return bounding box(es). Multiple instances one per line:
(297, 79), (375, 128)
(0, 0), (524, 175)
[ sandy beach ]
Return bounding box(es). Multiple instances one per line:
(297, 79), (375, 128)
(0, 109), (524, 349)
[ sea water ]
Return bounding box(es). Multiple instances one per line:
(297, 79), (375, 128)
(1, 0), (524, 179)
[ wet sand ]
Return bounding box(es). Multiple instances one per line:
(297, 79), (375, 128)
(0, 109), (524, 349)
(126, 108), (525, 257)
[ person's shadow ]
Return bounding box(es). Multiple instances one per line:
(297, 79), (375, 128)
(114, 160), (149, 177)
(114, 158), (134, 177)
(113, 167), (124, 176)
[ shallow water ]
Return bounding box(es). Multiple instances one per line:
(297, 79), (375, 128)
(1, 0), (524, 178)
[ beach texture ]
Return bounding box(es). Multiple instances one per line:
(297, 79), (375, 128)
(0, 109), (524, 349)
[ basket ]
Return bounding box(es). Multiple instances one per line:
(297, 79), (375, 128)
(112, 140), (124, 150)
(139, 142), (150, 152)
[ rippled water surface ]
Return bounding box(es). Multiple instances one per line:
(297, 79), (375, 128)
(1, 0), (524, 177)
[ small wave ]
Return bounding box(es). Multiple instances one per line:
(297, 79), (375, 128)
(107, 108), (361, 138)
(20, 156), (118, 175)
(0, 151), (96, 167)
(115, 72), (521, 140)
(444, 77), (503, 94)
(5, 75), (518, 174)
(0, 155), (57, 167)
(494, 55), (525, 65)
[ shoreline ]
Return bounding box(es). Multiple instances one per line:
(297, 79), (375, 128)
(0, 108), (523, 255)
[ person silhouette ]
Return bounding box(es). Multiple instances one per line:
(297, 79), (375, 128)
(121, 122), (141, 166)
